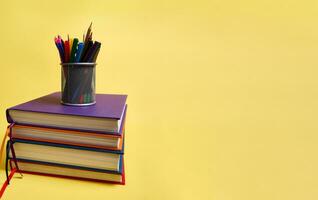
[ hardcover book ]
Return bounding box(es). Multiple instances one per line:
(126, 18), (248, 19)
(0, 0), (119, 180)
(8, 139), (124, 173)
(6, 92), (128, 134)
(10, 159), (125, 184)
(9, 116), (125, 151)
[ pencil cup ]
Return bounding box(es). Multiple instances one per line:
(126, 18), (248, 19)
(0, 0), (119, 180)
(60, 63), (96, 106)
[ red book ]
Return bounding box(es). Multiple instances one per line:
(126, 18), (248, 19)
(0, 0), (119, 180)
(10, 159), (125, 185)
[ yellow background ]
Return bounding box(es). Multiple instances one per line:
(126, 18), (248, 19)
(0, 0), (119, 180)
(0, 0), (318, 199)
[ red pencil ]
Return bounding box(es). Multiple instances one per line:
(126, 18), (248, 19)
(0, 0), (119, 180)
(64, 40), (70, 63)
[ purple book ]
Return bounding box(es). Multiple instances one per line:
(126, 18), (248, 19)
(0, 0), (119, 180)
(6, 92), (127, 134)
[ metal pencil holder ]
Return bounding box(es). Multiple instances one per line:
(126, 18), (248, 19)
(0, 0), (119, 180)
(60, 63), (96, 106)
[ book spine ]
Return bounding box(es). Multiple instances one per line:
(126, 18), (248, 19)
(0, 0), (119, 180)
(5, 109), (13, 123)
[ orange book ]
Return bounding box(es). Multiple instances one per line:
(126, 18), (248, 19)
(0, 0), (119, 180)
(10, 124), (124, 151)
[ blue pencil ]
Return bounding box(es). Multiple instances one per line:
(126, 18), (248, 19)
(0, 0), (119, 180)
(54, 41), (64, 62)
(75, 42), (84, 62)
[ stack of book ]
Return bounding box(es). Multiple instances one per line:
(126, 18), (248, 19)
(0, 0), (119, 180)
(5, 92), (127, 184)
